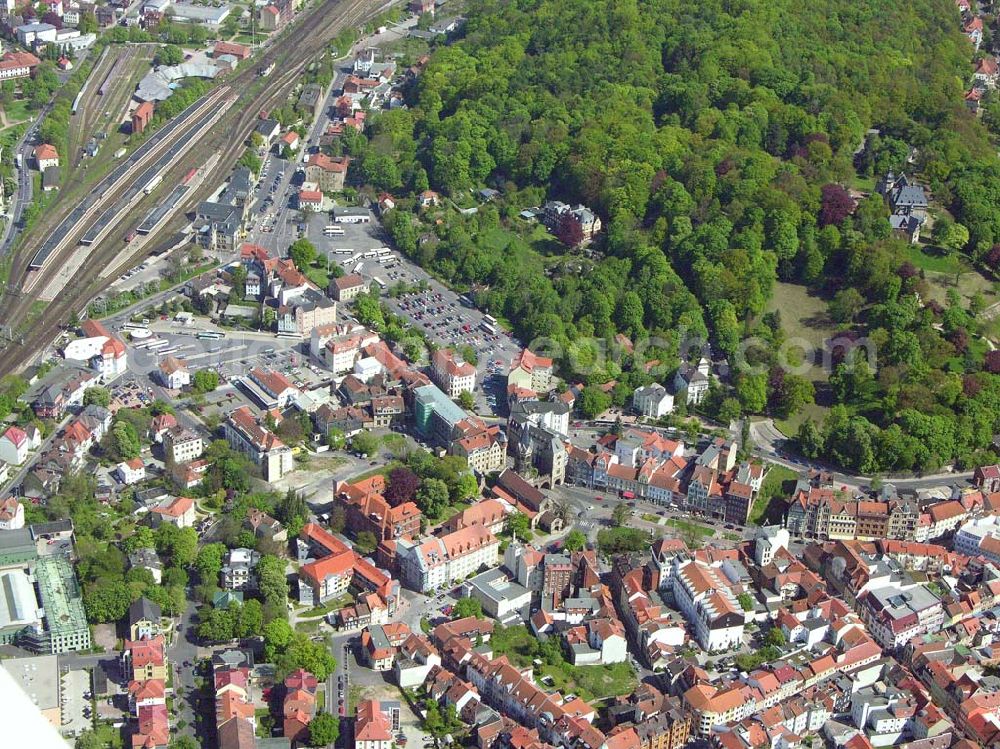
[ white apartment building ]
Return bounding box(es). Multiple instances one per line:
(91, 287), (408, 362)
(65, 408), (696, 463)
(632, 383), (674, 419)
(221, 548), (260, 591)
(670, 557), (746, 652)
(324, 335), (364, 374)
(223, 406), (295, 480)
(397, 525), (499, 592)
(162, 427), (204, 465)
(431, 348), (476, 398)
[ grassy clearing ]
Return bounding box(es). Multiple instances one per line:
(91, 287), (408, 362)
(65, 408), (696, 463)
(382, 35), (431, 62)
(850, 174), (876, 192)
(479, 224), (564, 259)
(489, 625), (538, 666)
(774, 400), (829, 437)
(304, 265), (330, 288)
(749, 465), (798, 526)
(665, 518), (713, 538)
(920, 267), (998, 308)
(766, 281), (838, 384)
(1, 99), (30, 124)
(427, 499), (472, 526)
(300, 593), (353, 619)
(348, 684), (364, 712)
(490, 624), (638, 701)
(906, 243), (966, 274)
(539, 661), (637, 703)
(380, 433), (407, 455)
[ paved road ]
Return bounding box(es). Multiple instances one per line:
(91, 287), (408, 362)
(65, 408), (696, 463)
(4, 413), (69, 495)
(165, 598), (204, 741)
(0, 103), (49, 258)
(749, 418), (974, 492)
(327, 630), (355, 720)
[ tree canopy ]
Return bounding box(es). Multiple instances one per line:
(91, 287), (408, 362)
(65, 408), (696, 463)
(345, 0), (1000, 472)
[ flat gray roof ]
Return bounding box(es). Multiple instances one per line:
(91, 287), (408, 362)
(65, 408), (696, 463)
(0, 654), (59, 712)
(468, 568), (529, 604)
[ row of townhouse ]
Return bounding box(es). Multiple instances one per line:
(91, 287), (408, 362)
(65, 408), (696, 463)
(568, 433), (766, 525)
(211, 649), (266, 749)
(666, 555), (747, 653)
(786, 486), (922, 541)
(682, 611), (882, 736)
(21, 403), (110, 500)
(612, 555), (686, 670)
(121, 630), (169, 749)
(31, 367), (98, 420)
(805, 540), (947, 650)
(908, 639), (1000, 745)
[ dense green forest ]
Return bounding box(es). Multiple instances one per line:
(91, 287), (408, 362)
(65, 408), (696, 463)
(347, 0), (1000, 474)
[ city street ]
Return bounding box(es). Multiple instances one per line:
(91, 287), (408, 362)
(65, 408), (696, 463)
(164, 600), (203, 741)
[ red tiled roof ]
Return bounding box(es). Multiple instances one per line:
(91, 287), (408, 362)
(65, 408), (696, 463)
(928, 500), (965, 523)
(153, 496), (193, 518)
(356, 700), (393, 741)
(333, 273), (365, 290)
(0, 51), (40, 72)
(34, 143), (57, 161)
(2, 426), (27, 447)
(307, 153), (350, 173)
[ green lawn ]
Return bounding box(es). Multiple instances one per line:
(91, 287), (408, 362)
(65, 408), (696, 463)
(299, 593), (353, 619)
(381, 35), (432, 63)
(774, 401), (829, 437)
(427, 499), (472, 526)
(665, 518), (713, 538)
(920, 266), (998, 308)
(749, 465), (798, 526)
(850, 174), (876, 193)
(489, 624), (539, 667)
(381, 433), (407, 455)
(304, 265), (330, 288)
(538, 661), (637, 703)
(906, 243), (966, 274)
(348, 684), (364, 712)
(479, 224), (564, 259)
(87, 724), (123, 749)
(489, 624), (637, 702)
(1, 99), (31, 124)
(765, 281), (838, 385)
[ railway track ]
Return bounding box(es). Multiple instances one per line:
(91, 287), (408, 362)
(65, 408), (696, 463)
(26, 85), (233, 275)
(0, 0), (381, 375)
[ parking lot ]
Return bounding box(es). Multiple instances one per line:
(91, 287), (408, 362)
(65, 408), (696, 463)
(121, 315), (330, 388)
(60, 669), (91, 737)
(257, 207), (525, 416)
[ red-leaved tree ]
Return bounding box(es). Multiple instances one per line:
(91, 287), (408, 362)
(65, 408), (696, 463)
(556, 212), (584, 247)
(385, 467), (420, 506)
(819, 183), (855, 227)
